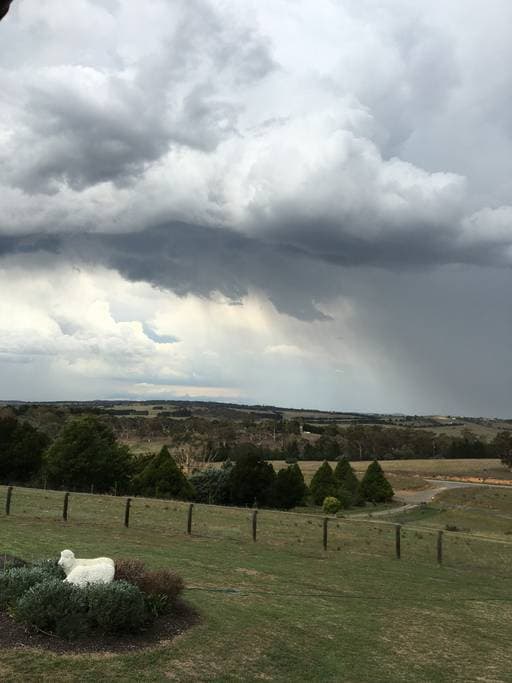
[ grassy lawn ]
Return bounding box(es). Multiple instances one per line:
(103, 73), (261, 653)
(2, 485), (512, 682)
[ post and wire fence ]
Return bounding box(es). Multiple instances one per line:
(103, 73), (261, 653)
(2, 483), (512, 574)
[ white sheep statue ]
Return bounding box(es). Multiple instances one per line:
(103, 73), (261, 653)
(58, 549), (115, 587)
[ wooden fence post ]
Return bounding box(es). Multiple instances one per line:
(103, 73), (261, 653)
(323, 517), (328, 551)
(187, 503), (194, 535)
(5, 486), (12, 516)
(124, 498), (131, 528)
(63, 492), (69, 521)
(437, 530), (443, 565)
(395, 524), (401, 560)
(252, 510), (258, 542)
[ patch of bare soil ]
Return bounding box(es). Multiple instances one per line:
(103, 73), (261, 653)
(431, 475), (512, 486)
(0, 600), (200, 654)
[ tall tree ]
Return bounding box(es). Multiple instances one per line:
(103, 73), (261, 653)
(333, 457), (361, 504)
(44, 416), (133, 493)
(228, 453), (276, 507)
(359, 460), (394, 503)
(309, 461), (338, 506)
(272, 463), (307, 509)
(492, 431), (512, 468)
(0, 416), (49, 484)
(133, 446), (194, 500)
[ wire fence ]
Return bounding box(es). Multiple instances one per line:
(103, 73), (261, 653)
(2, 484), (512, 575)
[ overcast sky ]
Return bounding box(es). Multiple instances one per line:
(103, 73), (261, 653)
(1, 0), (512, 416)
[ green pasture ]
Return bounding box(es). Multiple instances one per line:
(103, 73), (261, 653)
(391, 485), (512, 540)
(1, 485), (512, 682)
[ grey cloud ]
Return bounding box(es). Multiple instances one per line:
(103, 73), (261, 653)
(0, 213), (508, 327)
(341, 265), (512, 417)
(0, 0), (275, 193)
(85, 224), (343, 321)
(9, 78), (171, 193)
(142, 323), (179, 345)
(0, 223), (340, 321)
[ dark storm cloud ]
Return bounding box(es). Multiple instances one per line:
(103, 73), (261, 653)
(0, 213), (508, 326)
(0, 224), (340, 320)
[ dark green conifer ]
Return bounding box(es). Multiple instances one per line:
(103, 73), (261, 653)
(273, 463), (307, 509)
(359, 460), (394, 503)
(309, 461), (337, 506)
(333, 457), (362, 506)
(133, 446), (194, 500)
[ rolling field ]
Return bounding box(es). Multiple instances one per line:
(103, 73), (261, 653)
(391, 486), (512, 538)
(2, 485), (512, 681)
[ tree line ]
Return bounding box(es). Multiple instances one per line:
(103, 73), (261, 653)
(0, 415), (395, 511)
(6, 405), (510, 465)
(301, 425), (503, 460)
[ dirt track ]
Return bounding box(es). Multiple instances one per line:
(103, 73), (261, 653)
(395, 478), (512, 506)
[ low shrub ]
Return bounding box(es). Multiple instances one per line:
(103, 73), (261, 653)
(138, 569), (184, 603)
(323, 496), (342, 514)
(15, 579), (89, 639)
(115, 560), (184, 616)
(14, 578), (149, 638)
(0, 564), (62, 609)
(115, 558), (146, 584)
(86, 580), (148, 634)
(31, 559), (66, 581)
(1, 554), (27, 570)
(144, 592), (170, 618)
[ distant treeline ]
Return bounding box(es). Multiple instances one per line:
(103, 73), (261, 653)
(0, 415), (394, 511)
(2, 412), (512, 495)
(213, 426), (503, 462)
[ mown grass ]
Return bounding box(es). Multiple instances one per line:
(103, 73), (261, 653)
(2, 485), (512, 682)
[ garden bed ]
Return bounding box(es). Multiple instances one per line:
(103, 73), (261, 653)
(0, 599), (199, 653)
(0, 554), (199, 653)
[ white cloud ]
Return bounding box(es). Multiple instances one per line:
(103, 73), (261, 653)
(0, 258), (397, 409)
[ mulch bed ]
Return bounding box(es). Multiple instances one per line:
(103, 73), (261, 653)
(0, 600), (200, 654)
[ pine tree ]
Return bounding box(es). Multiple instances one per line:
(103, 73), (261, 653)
(333, 457), (359, 494)
(359, 460), (394, 503)
(309, 461), (337, 506)
(228, 453), (276, 507)
(333, 457), (362, 506)
(272, 463), (307, 509)
(133, 446), (194, 500)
